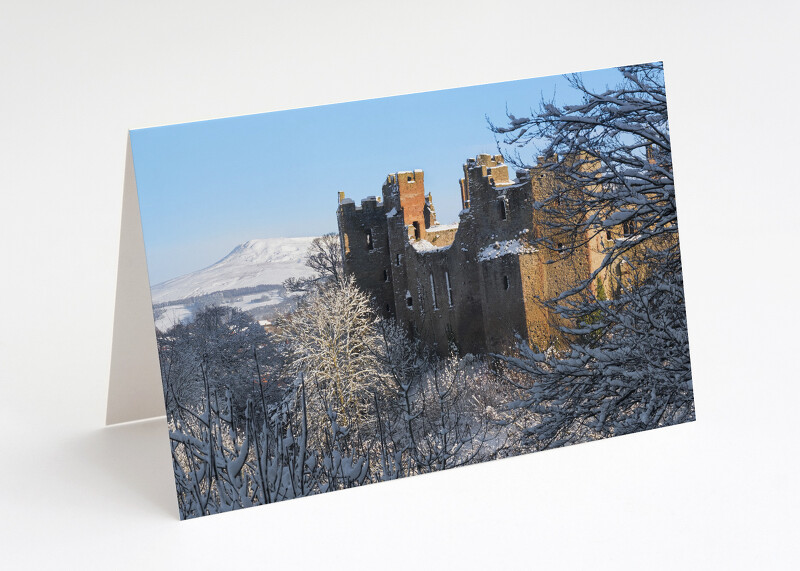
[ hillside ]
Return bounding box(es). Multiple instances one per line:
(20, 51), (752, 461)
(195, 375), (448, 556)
(151, 237), (318, 331)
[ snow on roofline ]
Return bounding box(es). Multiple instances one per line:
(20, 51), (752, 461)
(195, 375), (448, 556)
(427, 223), (459, 232)
(477, 239), (537, 261)
(410, 239), (451, 255)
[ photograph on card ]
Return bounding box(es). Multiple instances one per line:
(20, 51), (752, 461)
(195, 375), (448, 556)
(131, 61), (695, 519)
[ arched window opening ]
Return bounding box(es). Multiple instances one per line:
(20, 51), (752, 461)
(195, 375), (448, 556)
(412, 221), (421, 240)
(503, 275), (510, 290)
(499, 199), (507, 220)
(366, 228), (374, 250)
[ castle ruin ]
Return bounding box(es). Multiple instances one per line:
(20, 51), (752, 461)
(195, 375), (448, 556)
(336, 154), (610, 355)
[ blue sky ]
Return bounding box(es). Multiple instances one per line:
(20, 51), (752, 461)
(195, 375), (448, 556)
(131, 65), (625, 284)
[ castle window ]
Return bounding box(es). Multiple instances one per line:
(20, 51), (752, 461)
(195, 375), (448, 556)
(406, 295), (413, 308)
(430, 274), (438, 310)
(503, 275), (510, 290)
(445, 271), (454, 307)
(396, 254), (402, 266)
(385, 303), (391, 313)
(499, 199), (507, 221)
(366, 228), (374, 250)
(606, 230), (612, 240)
(383, 269), (389, 282)
(557, 243), (564, 251)
(407, 175), (412, 182)
(412, 221), (421, 240)
(623, 220), (634, 237)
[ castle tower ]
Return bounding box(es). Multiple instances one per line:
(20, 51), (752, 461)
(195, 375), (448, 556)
(336, 192), (394, 316)
(459, 154), (508, 210)
(382, 170), (428, 241)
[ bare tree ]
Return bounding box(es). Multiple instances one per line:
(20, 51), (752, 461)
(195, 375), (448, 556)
(490, 62), (695, 447)
(158, 305), (282, 425)
(164, 294), (527, 517)
(284, 233), (343, 292)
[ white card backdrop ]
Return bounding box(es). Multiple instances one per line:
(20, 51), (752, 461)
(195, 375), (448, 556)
(1, 0), (798, 568)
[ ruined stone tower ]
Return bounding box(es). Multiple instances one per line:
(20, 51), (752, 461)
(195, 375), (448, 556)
(337, 154), (607, 355)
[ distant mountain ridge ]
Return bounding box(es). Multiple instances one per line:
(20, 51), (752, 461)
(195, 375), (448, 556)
(151, 237), (318, 304)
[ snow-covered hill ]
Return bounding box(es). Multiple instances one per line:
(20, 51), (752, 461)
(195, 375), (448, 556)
(150, 237), (319, 331)
(151, 237), (318, 304)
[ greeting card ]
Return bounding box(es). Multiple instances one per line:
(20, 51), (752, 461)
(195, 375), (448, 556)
(108, 62), (695, 519)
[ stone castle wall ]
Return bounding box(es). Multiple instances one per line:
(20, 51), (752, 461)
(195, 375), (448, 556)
(337, 154), (603, 355)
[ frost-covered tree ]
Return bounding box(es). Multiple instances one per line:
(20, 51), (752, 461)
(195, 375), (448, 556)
(158, 305), (283, 425)
(372, 320), (518, 473)
(412, 355), (493, 471)
(276, 277), (383, 444)
(490, 62), (695, 447)
(165, 298), (526, 517)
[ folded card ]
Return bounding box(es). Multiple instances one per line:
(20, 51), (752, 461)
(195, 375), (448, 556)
(109, 62), (695, 519)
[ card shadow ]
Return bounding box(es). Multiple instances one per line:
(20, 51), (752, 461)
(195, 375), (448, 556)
(66, 417), (177, 519)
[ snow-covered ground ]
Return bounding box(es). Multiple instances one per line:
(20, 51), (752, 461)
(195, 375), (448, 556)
(151, 237), (318, 331)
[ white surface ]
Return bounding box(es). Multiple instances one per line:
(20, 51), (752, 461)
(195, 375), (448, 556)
(1, 1), (799, 568)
